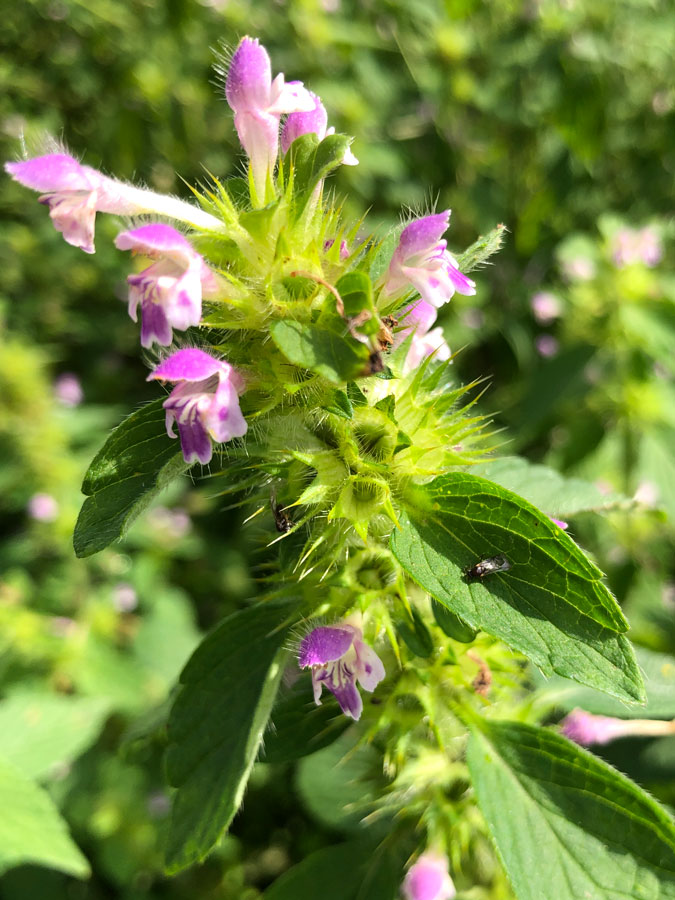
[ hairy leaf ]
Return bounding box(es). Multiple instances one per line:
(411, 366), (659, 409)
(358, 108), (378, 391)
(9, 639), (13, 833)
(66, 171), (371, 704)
(392, 473), (644, 701)
(164, 603), (292, 872)
(467, 719), (675, 900)
(74, 399), (188, 557)
(270, 319), (372, 384)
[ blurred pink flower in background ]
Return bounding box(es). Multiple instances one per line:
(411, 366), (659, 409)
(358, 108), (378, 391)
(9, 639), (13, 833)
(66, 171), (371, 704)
(54, 372), (83, 407)
(27, 493), (59, 522)
(535, 334), (559, 358)
(531, 291), (561, 324)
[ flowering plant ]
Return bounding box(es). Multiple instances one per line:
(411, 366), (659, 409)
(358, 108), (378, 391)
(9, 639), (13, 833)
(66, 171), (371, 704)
(7, 35), (675, 900)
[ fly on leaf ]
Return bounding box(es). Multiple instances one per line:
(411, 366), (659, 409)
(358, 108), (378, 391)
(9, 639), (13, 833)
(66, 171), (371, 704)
(465, 555), (511, 580)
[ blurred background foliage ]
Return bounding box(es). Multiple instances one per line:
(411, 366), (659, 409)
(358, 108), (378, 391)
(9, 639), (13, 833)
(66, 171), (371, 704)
(1, 0), (674, 896)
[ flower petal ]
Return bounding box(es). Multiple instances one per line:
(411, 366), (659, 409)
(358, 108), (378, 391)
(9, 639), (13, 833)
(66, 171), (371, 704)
(176, 419), (213, 465)
(354, 640), (386, 692)
(5, 153), (96, 192)
(298, 625), (355, 667)
(148, 348), (225, 384)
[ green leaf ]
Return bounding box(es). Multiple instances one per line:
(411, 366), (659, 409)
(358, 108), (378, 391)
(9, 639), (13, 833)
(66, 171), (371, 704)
(335, 272), (378, 334)
(391, 473), (644, 702)
(395, 606), (434, 657)
(296, 730), (380, 832)
(472, 456), (627, 517)
(0, 693), (110, 780)
(467, 719), (675, 900)
(431, 599), (478, 643)
(538, 646), (675, 719)
(164, 603), (292, 872)
(456, 223), (506, 273)
(263, 842), (373, 900)
(261, 673), (349, 764)
(323, 389), (354, 419)
(263, 837), (412, 900)
(270, 319), (371, 384)
(0, 756), (89, 878)
(74, 399), (189, 557)
(286, 133), (352, 216)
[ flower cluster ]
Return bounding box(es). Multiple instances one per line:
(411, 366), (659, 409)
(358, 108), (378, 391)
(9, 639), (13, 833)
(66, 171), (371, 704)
(6, 40), (484, 887)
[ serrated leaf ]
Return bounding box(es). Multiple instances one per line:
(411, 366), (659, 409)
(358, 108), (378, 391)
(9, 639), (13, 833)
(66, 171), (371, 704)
(391, 473), (644, 702)
(74, 399), (188, 557)
(164, 603), (292, 872)
(467, 719), (675, 900)
(261, 673), (349, 764)
(472, 456), (627, 517)
(0, 756), (89, 877)
(270, 319), (371, 384)
(0, 693), (110, 780)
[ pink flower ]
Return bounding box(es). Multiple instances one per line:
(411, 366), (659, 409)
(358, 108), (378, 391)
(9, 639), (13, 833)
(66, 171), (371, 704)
(115, 224), (218, 348)
(324, 238), (350, 260)
(612, 226), (663, 268)
(535, 334), (559, 358)
(53, 372), (83, 407)
(383, 212), (475, 308)
(5, 152), (221, 253)
(6, 153), (138, 254)
(281, 91), (358, 165)
(402, 852), (456, 900)
(298, 620), (385, 720)
(148, 349), (247, 465)
(395, 299), (451, 372)
(27, 493), (59, 522)
(225, 37), (315, 199)
(531, 291), (561, 325)
(562, 709), (675, 746)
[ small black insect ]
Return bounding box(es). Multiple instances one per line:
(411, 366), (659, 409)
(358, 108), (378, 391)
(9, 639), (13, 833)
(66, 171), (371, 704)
(465, 555), (512, 580)
(271, 497), (293, 533)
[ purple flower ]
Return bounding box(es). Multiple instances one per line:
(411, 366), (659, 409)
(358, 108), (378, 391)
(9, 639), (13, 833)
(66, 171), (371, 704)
(225, 37), (315, 198)
(115, 224), (218, 348)
(27, 493), (59, 522)
(281, 92), (358, 165)
(298, 621), (385, 720)
(148, 348), (247, 465)
(5, 152), (221, 253)
(402, 852), (456, 900)
(383, 212), (475, 308)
